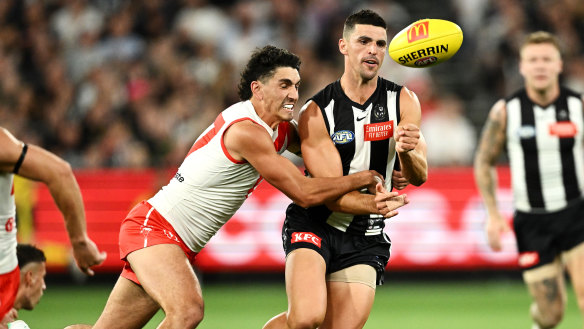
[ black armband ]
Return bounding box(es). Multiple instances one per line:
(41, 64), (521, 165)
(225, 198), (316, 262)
(13, 143), (28, 174)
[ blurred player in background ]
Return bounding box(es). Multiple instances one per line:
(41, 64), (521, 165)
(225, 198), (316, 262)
(475, 31), (584, 329)
(65, 45), (407, 329)
(0, 127), (106, 328)
(264, 9), (426, 329)
(1, 244), (47, 328)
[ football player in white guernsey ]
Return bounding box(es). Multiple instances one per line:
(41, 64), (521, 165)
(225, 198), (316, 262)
(66, 46), (408, 329)
(475, 31), (584, 329)
(0, 127), (105, 328)
(265, 10), (427, 329)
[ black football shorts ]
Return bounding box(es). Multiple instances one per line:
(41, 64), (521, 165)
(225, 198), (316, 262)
(513, 199), (584, 270)
(282, 203), (391, 285)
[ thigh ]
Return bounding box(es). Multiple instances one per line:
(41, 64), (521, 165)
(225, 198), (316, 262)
(127, 244), (203, 313)
(320, 266), (376, 329)
(93, 276), (160, 329)
(285, 249), (327, 320)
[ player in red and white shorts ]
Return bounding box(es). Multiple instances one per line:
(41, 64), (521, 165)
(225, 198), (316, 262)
(65, 45), (407, 329)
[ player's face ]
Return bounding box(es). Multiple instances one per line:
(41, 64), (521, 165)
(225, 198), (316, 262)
(519, 43), (562, 93)
(21, 262), (47, 310)
(260, 66), (300, 123)
(342, 24), (387, 81)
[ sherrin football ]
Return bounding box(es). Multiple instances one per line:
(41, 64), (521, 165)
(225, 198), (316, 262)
(388, 19), (463, 68)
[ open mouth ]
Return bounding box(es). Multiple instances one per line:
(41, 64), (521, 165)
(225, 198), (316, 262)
(283, 104), (294, 112)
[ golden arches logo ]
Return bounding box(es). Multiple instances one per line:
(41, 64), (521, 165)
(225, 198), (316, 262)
(407, 21), (429, 43)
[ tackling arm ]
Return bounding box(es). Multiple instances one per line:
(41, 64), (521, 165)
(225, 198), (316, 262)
(223, 120), (381, 208)
(0, 127), (106, 275)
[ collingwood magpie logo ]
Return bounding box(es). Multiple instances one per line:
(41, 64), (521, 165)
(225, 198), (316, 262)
(558, 109), (568, 120)
(374, 104), (387, 121)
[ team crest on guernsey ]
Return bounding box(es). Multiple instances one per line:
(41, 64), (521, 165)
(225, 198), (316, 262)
(374, 104), (387, 121)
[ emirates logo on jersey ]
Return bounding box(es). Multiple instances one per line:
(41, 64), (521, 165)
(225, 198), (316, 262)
(364, 121), (393, 141)
(549, 121), (577, 138)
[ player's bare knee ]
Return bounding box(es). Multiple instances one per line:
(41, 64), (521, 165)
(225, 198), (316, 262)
(164, 300), (204, 328)
(531, 302), (563, 329)
(286, 311), (324, 329)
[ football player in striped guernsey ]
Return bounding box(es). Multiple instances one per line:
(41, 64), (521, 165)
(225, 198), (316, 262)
(475, 31), (584, 329)
(264, 9), (427, 329)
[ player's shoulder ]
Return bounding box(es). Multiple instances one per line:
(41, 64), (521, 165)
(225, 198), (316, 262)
(378, 77), (403, 92)
(309, 80), (338, 109)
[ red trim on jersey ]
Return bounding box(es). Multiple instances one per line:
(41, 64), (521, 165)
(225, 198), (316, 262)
(186, 114), (226, 157)
(246, 176), (264, 198)
(10, 182), (14, 196)
(274, 122), (289, 152)
(220, 118), (260, 164)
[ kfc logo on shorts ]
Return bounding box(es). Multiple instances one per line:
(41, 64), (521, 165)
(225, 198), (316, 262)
(518, 251), (540, 268)
(291, 232), (322, 248)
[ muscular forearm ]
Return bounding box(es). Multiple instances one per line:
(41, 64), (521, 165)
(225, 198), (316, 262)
(46, 165), (88, 244)
(398, 150), (427, 186)
(324, 191), (376, 214)
(293, 171), (376, 208)
(474, 158), (500, 217)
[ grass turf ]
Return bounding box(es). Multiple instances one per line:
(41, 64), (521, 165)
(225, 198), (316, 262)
(19, 278), (581, 329)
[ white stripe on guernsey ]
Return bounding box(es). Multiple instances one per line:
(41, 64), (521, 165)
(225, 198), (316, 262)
(506, 98), (530, 212)
(569, 96), (584, 196)
(349, 104), (371, 175)
(536, 104), (566, 210)
(143, 206), (155, 248)
(323, 99), (336, 135)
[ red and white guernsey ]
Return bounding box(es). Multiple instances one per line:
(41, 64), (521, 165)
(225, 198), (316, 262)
(0, 172), (17, 275)
(148, 100), (293, 252)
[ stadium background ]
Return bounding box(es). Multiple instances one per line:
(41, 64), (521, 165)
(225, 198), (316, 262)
(2, 0), (583, 327)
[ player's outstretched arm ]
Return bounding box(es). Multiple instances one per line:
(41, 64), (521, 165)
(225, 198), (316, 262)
(224, 120), (382, 208)
(0, 128), (106, 275)
(473, 100), (510, 251)
(395, 87), (427, 186)
(295, 101), (407, 216)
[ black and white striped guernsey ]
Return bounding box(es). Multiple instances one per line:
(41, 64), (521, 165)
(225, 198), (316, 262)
(506, 87), (584, 213)
(301, 77), (401, 235)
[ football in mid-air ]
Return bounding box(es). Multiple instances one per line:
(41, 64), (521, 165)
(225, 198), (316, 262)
(388, 19), (463, 68)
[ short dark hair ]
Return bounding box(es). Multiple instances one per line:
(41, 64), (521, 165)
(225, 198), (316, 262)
(343, 9), (387, 39)
(237, 45), (301, 100)
(17, 244), (46, 268)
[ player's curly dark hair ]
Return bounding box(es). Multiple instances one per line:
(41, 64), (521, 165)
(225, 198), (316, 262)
(343, 9), (387, 39)
(237, 45), (301, 101)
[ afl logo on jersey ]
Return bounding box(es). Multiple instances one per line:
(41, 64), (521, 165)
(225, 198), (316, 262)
(517, 125), (536, 139)
(332, 130), (355, 144)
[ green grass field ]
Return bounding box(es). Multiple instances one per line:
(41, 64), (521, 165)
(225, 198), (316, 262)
(19, 278), (582, 329)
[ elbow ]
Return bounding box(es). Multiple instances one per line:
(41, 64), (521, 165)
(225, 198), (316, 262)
(408, 167), (428, 186)
(292, 193), (322, 208)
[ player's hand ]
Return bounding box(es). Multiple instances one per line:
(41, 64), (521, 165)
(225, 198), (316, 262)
(72, 237), (107, 276)
(391, 170), (409, 190)
(365, 170), (385, 194)
(1, 308), (17, 328)
(485, 213), (511, 251)
(375, 183), (409, 218)
(394, 124), (421, 154)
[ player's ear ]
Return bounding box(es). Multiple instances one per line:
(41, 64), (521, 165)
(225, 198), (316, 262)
(23, 270), (33, 286)
(251, 80), (263, 101)
(339, 38), (348, 55)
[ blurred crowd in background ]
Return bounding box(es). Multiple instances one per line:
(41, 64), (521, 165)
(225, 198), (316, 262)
(0, 0), (583, 169)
